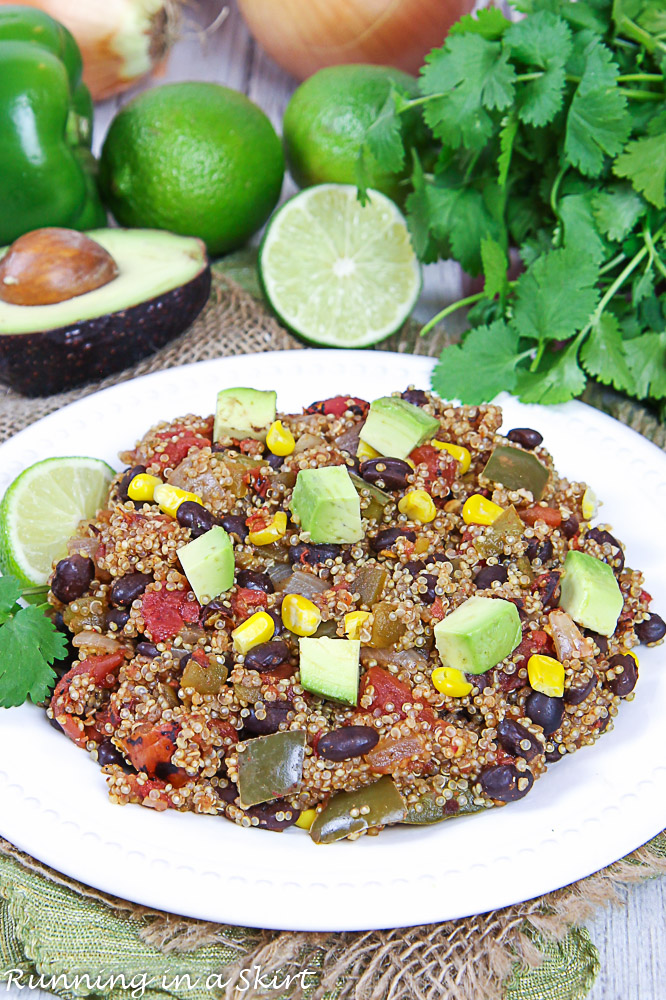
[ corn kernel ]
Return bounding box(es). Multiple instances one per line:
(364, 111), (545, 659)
(231, 610), (275, 655)
(127, 473), (162, 503)
(295, 808), (318, 830)
(414, 536), (430, 554)
(582, 486), (598, 520)
(527, 654), (565, 698)
(405, 458), (416, 470)
(248, 511), (288, 545)
(398, 489), (436, 524)
(266, 420), (295, 457)
(153, 483), (203, 518)
(462, 495), (504, 525)
(282, 593), (321, 636)
(344, 610), (370, 639)
(431, 440), (471, 474)
(431, 666), (473, 698)
(357, 439), (381, 460)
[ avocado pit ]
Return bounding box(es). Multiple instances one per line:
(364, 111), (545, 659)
(0, 228), (118, 306)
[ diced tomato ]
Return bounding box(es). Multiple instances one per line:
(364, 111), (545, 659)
(146, 427), (211, 468)
(50, 651), (125, 747)
(246, 511), (270, 533)
(513, 628), (553, 665)
(365, 733), (429, 774)
(208, 718), (239, 745)
(117, 773), (172, 810)
(494, 747), (516, 767)
(305, 396), (369, 417)
(231, 587), (268, 622)
(244, 467), (270, 497)
(260, 662), (294, 682)
(641, 589), (653, 604)
(120, 720), (189, 788)
(519, 506), (562, 528)
(141, 588), (200, 642)
(360, 666), (415, 719)
(409, 444), (455, 485)
(430, 597), (445, 621)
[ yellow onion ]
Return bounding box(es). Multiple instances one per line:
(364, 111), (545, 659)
(10, 0), (183, 100)
(236, 0), (475, 80)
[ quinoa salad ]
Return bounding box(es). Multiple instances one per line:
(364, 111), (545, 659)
(46, 387), (666, 843)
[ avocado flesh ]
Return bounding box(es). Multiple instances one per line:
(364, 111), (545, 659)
(434, 596), (522, 674)
(299, 636), (360, 705)
(291, 465), (363, 543)
(214, 387), (277, 442)
(178, 526), (234, 604)
(361, 396), (439, 459)
(0, 229), (207, 334)
(559, 549), (623, 636)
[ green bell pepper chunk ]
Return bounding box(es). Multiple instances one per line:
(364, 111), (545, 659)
(402, 791), (485, 825)
(482, 446), (550, 500)
(309, 776), (406, 844)
(0, 6), (106, 245)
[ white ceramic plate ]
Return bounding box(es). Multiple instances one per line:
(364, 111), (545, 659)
(1, 350), (666, 932)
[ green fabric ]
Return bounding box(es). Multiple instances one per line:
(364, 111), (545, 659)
(505, 927), (600, 1000)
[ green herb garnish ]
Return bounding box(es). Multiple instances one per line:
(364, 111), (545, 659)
(0, 575), (67, 708)
(358, 0), (666, 407)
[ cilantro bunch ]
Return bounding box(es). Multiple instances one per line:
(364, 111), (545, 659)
(359, 0), (666, 406)
(0, 576), (67, 708)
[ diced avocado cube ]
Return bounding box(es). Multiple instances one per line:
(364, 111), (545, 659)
(434, 596), (522, 675)
(482, 446), (549, 499)
(214, 387), (276, 442)
(299, 636), (360, 705)
(309, 776), (406, 844)
(291, 465), (363, 543)
(559, 549), (623, 636)
(178, 526), (234, 603)
(237, 730), (306, 808)
(360, 396), (439, 460)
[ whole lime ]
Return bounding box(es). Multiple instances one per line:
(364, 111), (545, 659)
(283, 65), (426, 203)
(99, 82), (285, 256)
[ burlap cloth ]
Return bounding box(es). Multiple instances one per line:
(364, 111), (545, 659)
(2, 260), (666, 1000)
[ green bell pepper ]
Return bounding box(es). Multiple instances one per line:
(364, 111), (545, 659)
(0, 6), (106, 245)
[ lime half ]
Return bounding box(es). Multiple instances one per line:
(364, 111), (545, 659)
(0, 456), (114, 587)
(259, 184), (421, 347)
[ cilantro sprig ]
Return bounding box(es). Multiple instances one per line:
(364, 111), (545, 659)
(0, 575), (67, 708)
(358, 0), (666, 407)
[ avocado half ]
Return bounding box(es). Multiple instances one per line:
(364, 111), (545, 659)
(0, 229), (211, 396)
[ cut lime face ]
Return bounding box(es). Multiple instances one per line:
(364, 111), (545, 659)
(0, 456), (115, 587)
(259, 184), (421, 347)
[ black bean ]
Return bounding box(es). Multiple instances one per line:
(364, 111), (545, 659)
(525, 691), (564, 735)
(359, 456), (411, 491)
(467, 670), (493, 692)
(534, 571), (560, 608)
(606, 653), (638, 697)
(51, 555), (95, 603)
(48, 714), (64, 733)
(418, 573), (438, 605)
(267, 452), (284, 470)
(545, 741), (566, 763)
(289, 542), (341, 565)
(106, 607), (130, 631)
(97, 740), (128, 768)
(244, 640), (290, 673)
(110, 572), (152, 607)
(245, 799), (299, 831)
(560, 515), (579, 539)
(136, 641), (159, 658)
(405, 559), (426, 577)
(236, 569), (274, 594)
(583, 629), (608, 654)
(636, 612), (666, 644)
(219, 514), (249, 541)
(267, 608), (285, 635)
(243, 701), (293, 736)
(177, 500), (214, 537)
(479, 764), (534, 802)
(401, 388), (428, 406)
(496, 719), (543, 762)
(317, 725), (379, 761)
(506, 427), (543, 450)
(526, 537), (553, 563)
(565, 674), (596, 705)
(54, 611), (66, 633)
(199, 599), (231, 627)
(586, 528), (625, 572)
(117, 465), (146, 502)
(218, 781), (239, 804)
(474, 564), (508, 589)
(370, 527), (416, 552)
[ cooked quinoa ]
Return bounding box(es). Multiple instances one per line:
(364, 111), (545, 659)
(45, 388), (665, 841)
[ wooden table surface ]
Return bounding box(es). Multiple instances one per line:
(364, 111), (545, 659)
(11, 3), (665, 998)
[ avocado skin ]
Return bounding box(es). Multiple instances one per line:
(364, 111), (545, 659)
(0, 264), (211, 397)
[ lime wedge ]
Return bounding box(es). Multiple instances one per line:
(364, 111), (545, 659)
(259, 184), (421, 347)
(0, 456), (115, 587)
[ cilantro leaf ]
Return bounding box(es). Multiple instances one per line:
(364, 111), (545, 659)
(427, 176), (505, 275)
(615, 135), (666, 209)
(515, 339), (588, 404)
(0, 576), (22, 625)
(564, 40), (631, 176)
(481, 236), (509, 299)
(505, 11), (572, 127)
(513, 247), (600, 343)
(592, 184), (646, 241)
(498, 113), (518, 188)
(559, 191), (606, 264)
(625, 331), (666, 397)
(364, 88), (405, 174)
(431, 322), (521, 403)
(580, 312), (637, 393)
(420, 34), (516, 150)
(449, 7), (511, 39)
(0, 604), (67, 708)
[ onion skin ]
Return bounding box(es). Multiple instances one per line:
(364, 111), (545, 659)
(237, 0), (475, 80)
(8, 0), (179, 100)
